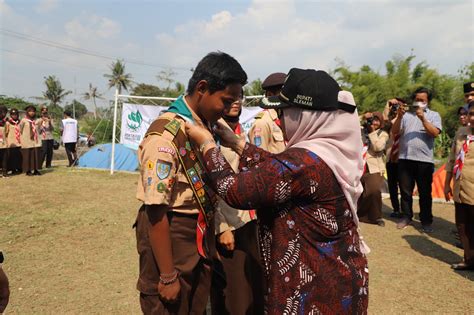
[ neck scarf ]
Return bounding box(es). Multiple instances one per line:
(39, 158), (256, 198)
(8, 118), (21, 144)
(25, 118), (38, 142)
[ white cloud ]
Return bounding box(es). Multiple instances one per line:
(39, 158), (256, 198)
(36, 0), (59, 13)
(65, 14), (121, 40)
(154, 0), (473, 84)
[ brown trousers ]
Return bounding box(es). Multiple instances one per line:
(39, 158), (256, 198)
(455, 202), (474, 266)
(211, 220), (265, 315)
(21, 147), (40, 172)
(135, 206), (213, 315)
(358, 172), (384, 223)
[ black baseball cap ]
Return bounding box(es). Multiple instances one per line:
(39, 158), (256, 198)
(464, 81), (474, 94)
(259, 68), (356, 113)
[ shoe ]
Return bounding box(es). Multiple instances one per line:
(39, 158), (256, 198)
(455, 242), (463, 249)
(396, 217), (412, 229)
(376, 219), (385, 227)
(421, 224), (433, 233)
(26, 171), (33, 176)
(451, 262), (474, 271)
(390, 211), (402, 218)
(33, 170), (42, 176)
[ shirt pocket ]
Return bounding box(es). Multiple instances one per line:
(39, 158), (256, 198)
(272, 129), (284, 142)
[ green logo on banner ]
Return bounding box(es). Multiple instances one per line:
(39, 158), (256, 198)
(127, 110), (143, 131)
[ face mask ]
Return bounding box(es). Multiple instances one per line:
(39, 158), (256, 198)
(413, 101), (427, 109)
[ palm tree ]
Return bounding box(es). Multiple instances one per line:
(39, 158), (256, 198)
(103, 59), (133, 94)
(83, 83), (104, 119)
(42, 75), (72, 107)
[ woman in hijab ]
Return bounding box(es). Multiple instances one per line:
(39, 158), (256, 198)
(187, 68), (369, 314)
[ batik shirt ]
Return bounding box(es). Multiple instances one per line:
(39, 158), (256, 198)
(203, 144), (369, 314)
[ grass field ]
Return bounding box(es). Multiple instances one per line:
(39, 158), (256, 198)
(1, 166), (473, 314)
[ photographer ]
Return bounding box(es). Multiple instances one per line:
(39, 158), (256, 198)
(358, 112), (389, 226)
(392, 87), (442, 232)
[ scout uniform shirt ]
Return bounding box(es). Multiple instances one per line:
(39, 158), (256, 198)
(136, 110), (200, 215)
(5, 119), (21, 148)
(215, 120), (256, 234)
(19, 118), (41, 149)
(37, 117), (54, 141)
(248, 109), (285, 153)
(365, 129), (389, 175)
(0, 119), (6, 150)
(446, 126), (474, 205)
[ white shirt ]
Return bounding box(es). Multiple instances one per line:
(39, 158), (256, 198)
(61, 118), (78, 144)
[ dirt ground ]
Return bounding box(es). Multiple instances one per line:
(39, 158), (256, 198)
(0, 166), (473, 314)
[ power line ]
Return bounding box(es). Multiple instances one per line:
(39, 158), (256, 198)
(0, 28), (192, 72)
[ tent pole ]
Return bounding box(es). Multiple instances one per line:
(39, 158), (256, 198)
(110, 88), (119, 175)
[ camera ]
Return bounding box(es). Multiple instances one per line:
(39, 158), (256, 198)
(365, 116), (375, 126)
(390, 103), (400, 114)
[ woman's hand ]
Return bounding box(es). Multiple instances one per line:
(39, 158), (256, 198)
(218, 230), (235, 251)
(158, 280), (181, 304)
(214, 121), (246, 155)
(185, 122), (216, 153)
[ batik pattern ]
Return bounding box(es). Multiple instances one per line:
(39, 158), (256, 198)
(203, 145), (369, 314)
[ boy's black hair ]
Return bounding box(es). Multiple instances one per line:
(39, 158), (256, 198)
(187, 51), (247, 95)
(64, 110), (72, 117)
(412, 87), (433, 102)
(0, 105), (7, 114)
(457, 106), (467, 115)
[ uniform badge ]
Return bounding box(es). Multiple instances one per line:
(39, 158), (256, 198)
(157, 182), (167, 193)
(185, 141), (192, 151)
(168, 178), (175, 189)
(158, 147), (175, 155)
(156, 160), (172, 180)
(194, 163), (202, 175)
(187, 167), (197, 178)
(147, 177), (153, 186)
(190, 151), (196, 161)
(254, 136), (262, 147)
(164, 119), (181, 136)
(146, 160), (154, 170)
(179, 147), (187, 156)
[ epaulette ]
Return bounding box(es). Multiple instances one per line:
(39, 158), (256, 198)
(254, 112), (265, 119)
(144, 113), (183, 140)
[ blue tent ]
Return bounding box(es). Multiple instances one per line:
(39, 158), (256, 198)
(78, 143), (138, 172)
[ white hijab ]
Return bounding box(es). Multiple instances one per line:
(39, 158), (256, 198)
(284, 91), (364, 228)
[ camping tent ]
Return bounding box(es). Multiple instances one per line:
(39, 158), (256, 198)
(78, 143), (138, 172)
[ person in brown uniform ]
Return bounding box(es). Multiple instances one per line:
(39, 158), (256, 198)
(0, 106), (8, 178)
(211, 94), (264, 314)
(444, 96), (474, 271)
(20, 105), (41, 176)
(5, 108), (22, 174)
(37, 106), (55, 168)
(248, 72), (286, 153)
(135, 51), (247, 314)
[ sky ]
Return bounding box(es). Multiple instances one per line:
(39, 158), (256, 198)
(0, 0), (473, 110)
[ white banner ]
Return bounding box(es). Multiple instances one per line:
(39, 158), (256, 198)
(120, 103), (263, 149)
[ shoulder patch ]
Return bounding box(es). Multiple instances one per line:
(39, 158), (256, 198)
(164, 119), (181, 136)
(156, 159), (172, 180)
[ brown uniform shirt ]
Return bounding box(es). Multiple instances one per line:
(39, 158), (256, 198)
(5, 121), (21, 148)
(0, 123), (6, 149)
(136, 111), (204, 215)
(19, 118), (41, 149)
(214, 120), (255, 234)
(37, 117), (55, 140)
(446, 126), (474, 205)
(248, 109), (285, 154)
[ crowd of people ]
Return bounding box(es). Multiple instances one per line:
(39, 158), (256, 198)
(0, 107), (80, 177)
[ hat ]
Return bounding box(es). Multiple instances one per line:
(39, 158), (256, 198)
(464, 81), (474, 94)
(261, 72), (286, 90)
(10, 108), (19, 115)
(259, 68), (356, 113)
(24, 105), (36, 111)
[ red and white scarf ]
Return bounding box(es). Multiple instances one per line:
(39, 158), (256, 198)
(453, 134), (474, 180)
(25, 118), (38, 142)
(8, 118), (21, 144)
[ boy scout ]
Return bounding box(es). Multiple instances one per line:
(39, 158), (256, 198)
(20, 105), (42, 176)
(211, 95), (264, 314)
(248, 72), (286, 153)
(5, 108), (22, 174)
(444, 95), (474, 271)
(135, 51), (247, 314)
(0, 105), (7, 177)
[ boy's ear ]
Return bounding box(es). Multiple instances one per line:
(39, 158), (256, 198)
(196, 80), (209, 95)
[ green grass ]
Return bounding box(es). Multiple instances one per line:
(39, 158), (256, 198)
(0, 167), (473, 314)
